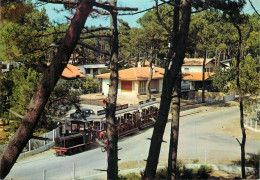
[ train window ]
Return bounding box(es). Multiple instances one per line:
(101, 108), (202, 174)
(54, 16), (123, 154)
(80, 124), (84, 131)
(72, 124), (77, 131)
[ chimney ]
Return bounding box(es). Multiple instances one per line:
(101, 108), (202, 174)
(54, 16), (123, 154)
(152, 64), (155, 73)
(138, 62), (141, 67)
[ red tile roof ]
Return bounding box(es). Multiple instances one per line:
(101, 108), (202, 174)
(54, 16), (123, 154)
(183, 58), (214, 66)
(96, 67), (214, 81)
(182, 72), (214, 81)
(96, 67), (165, 80)
(61, 64), (85, 79)
(47, 63), (85, 79)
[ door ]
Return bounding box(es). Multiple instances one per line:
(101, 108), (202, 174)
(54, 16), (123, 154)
(121, 81), (132, 92)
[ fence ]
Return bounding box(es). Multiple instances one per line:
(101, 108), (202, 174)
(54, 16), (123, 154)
(194, 92), (235, 102)
(11, 149), (259, 180)
(244, 118), (260, 132)
(19, 128), (59, 159)
(244, 105), (260, 132)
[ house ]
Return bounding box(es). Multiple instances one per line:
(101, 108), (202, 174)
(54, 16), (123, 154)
(180, 58), (217, 99)
(96, 67), (164, 98)
(77, 64), (107, 77)
(1, 61), (21, 72)
(96, 58), (219, 99)
(220, 59), (232, 70)
(181, 58), (216, 90)
(182, 58), (216, 73)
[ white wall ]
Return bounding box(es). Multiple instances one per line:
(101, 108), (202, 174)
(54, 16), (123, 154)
(118, 80), (122, 94)
(182, 66), (203, 73)
(102, 79), (110, 96)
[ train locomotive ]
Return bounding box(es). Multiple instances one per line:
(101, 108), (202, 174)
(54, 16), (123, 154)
(52, 120), (95, 156)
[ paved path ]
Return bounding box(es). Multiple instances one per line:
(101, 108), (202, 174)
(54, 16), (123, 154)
(6, 106), (260, 179)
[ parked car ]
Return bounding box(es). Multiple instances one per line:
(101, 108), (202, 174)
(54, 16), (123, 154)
(70, 109), (95, 119)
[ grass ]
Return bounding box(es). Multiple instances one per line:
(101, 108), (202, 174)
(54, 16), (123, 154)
(232, 151), (260, 179)
(119, 163), (213, 180)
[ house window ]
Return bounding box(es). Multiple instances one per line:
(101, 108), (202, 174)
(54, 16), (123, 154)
(184, 68), (189, 72)
(2, 64), (7, 69)
(139, 80), (146, 93)
(85, 68), (90, 74)
(122, 81), (132, 92)
(93, 68), (98, 75)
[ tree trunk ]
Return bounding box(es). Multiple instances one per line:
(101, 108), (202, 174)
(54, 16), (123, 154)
(0, 1), (94, 178)
(202, 50), (206, 103)
(168, 71), (181, 180)
(233, 23), (246, 179)
(106, 0), (119, 179)
(146, 50), (154, 100)
(144, 0), (191, 178)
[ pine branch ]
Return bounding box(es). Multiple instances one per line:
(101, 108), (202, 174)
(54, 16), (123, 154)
(78, 40), (110, 55)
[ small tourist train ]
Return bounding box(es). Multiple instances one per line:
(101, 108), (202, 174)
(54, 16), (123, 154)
(52, 98), (160, 156)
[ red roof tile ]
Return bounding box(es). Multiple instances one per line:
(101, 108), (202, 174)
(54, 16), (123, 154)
(96, 67), (214, 81)
(183, 58), (214, 66)
(96, 67), (165, 80)
(182, 72), (214, 81)
(62, 64), (85, 79)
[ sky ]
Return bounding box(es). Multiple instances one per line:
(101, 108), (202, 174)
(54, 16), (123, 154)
(38, 0), (260, 28)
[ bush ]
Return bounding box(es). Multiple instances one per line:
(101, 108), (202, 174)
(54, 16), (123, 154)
(138, 163), (213, 179)
(155, 168), (168, 179)
(119, 172), (141, 180)
(196, 165), (213, 179)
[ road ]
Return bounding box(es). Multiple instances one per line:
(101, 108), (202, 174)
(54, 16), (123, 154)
(6, 106), (260, 179)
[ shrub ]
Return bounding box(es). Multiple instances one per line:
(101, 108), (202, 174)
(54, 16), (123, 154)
(196, 165), (213, 179)
(119, 172), (141, 180)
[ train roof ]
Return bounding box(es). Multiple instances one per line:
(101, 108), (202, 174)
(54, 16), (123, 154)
(52, 116), (93, 123)
(87, 99), (160, 121)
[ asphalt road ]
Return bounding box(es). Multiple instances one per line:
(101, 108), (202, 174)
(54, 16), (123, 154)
(6, 106), (260, 180)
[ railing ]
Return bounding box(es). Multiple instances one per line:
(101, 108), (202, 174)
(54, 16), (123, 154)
(19, 128), (59, 159)
(244, 118), (260, 132)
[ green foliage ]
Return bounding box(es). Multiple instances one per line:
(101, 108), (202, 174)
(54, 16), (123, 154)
(232, 152), (260, 178)
(0, 3), (54, 66)
(240, 55), (260, 94)
(119, 172), (141, 180)
(100, 68), (110, 74)
(46, 79), (83, 116)
(9, 67), (42, 116)
(0, 66), (42, 131)
(139, 164), (213, 179)
(118, 19), (131, 59)
(213, 55), (259, 94)
(212, 65), (236, 93)
(196, 165), (213, 179)
(82, 76), (101, 94)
